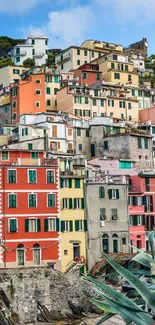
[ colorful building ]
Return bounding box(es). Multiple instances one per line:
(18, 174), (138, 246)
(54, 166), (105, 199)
(59, 158), (87, 272)
(0, 66), (28, 88)
(81, 40), (123, 53)
(0, 151), (60, 269)
(73, 63), (102, 86)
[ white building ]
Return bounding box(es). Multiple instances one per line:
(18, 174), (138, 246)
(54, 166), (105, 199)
(12, 35), (48, 66)
(130, 53), (145, 71)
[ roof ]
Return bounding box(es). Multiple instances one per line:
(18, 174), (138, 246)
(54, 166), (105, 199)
(81, 39), (122, 47)
(55, 45), (105, 56)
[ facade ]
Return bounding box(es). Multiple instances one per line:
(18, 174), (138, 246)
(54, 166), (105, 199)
(0, 66), (28, 88)
(0, 91), (11, 124)
(81, 40), (123, 53)
(45, 72), (60, 111)
(55, 46), (103, 73)
(73, 63), (102, 86)
(90, 131), (153, 168)
(12, 35), (48, 66)
(130, 53), (145, 72)
(60, 158), (87, 272)
(92, 51), (139, 86)
(85, 175), (129, 271)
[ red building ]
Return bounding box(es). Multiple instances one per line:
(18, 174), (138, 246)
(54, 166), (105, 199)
(0, 149), (60, 269)
(74, 63), (102, 86)
(128, 173), (155, 251)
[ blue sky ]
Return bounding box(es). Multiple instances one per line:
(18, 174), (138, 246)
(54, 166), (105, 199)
(0, 0), (155, 54)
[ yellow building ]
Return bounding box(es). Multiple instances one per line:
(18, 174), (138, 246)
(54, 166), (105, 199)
(59, 158), (87, 273)
(0, 66), (28, 88)
(81, 40), (123, 53)
(45, 72), (60, 111)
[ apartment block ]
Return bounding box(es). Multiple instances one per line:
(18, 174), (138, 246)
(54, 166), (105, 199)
(85, 175), (129, 271)
(60, 158), (87, 272)
(0, 66), (28, 88)
(12, 35), (48, 66)
(81, 39), (123, 53)
(74, 63), (102, 86)
(55, 46), (103, 73)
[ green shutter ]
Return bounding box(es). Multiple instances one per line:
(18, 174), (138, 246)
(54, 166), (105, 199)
(133, 215), (138, 226)
(116, 190), (119, 199)
(25, 219), (29, 232)
(133, 197), (137, 205)
(75, 220), (79, 231)
(74, 198), (76, 209)
(37, 219), (41, 232)
(61, 221), (65, 232)
(56, 218), (60, 231)
(69, 198), (72, 209)
(44, 219), (48, 232)
(108, 189), (112, 199)
(99, 186), (105, 198)
(84, 220), (88, 231)
(74, 97), (76, 104)
(80, 97), (82, 104)
(60, 178), (63, 188)
(69, 221), (73, 232)
(81, 198), (84, 209)
(142, 215), (145, 225)
(143, 196), (146, 205)
(69, 179), (72, 188)
(138, 137), (142, 148)
(75, 179), (80, 188)
(10, 219), (17, 232)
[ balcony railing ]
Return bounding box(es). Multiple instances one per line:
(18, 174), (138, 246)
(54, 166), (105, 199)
(60, 169), (85, 177)
(34, 52), (44, 58)
(0, 158), (58, 166)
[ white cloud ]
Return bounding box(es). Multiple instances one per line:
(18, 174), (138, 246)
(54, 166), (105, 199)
(0, 0), (48, 14)
(23, 6), (93, 49)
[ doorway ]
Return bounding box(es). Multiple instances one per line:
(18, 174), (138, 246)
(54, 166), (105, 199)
(73, 244), (80, 260)
(33, 244), (41, 265)
(17, 244), (25, 266)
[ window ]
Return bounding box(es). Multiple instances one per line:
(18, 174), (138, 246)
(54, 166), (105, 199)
(125, 65), (128, 71)
(5, 106), (9, 113)
(99, 186), (105, 198)
(68, 128), (72, 136)
(12, 88), (17, 96)
(93, 99), (96, 106)
(121, 114), (124, 119)
(28, 143), (33, 150)
(25, 219), (40, 232)
(13, 112), (17, 120)
(145, 178), (150, 192)
(47, 170), (54, 183)
(85, 97), (89, 104)
(45, 40), (48, 45)
(12, 101), (16, 108)
(119, 101), (125, 108)
(2, 151), (8, 160)
(144, 138), (148, 149)
(101, 113), (105, 117)
(61, 64), (63, 70)
(79, 144), (82, 151)
(77, 60), (80, 65)
(86, 129), (89, 137)
(9, 219), (17, 232)
(46, 76), (52, 82)
(61, 220), (73, 232)
(83, 110), (90, 117)
(128, 75), (132, 81)
(31, 152), (38, 159)
(128, 103), (132, 109)
(77, 49), (80, 55)
(74, 198), (80, 209)
(108, 99), (114, 107)
(137, 137), (142, 149)
(36, 89), (41, 95)
(46, 87), (51, 95)
(98, 53), (102, 57)
(132, 89), (135, 96)
(100, 99), (104, 107)
(97, 73), (100, 80)
(114, 73), (120, 79)
(25, 127), (28, 136)
(75, 179), (80, 188)
(16, 57), (20, 63)
(100, 208), (106, 220)
(104, 141), (108, 150)
(29, 194), (36, 207)
(94, 90), (98, 97)
(5, 119), (8, 124)
(83, 72), (87, 79)
(9, 194), (16, 208)
(113, 55), (117, 60)
(8, 170), (16, 183)
(28, 170), (37, 183)
(75, 220), (83, 231)
(119, 161), (132, 169)
(36, 101), (40, 108)
(122, 238), (126, 245)
(111, 63), (115, 69)
(54, 76), (59, 83)
(45, 99), (50, 106)
(108, 189), (119, 199)
(32, 39), (35, 44)
(13, 69), (20, 74)
(111, 208), (118, 220)
(64, 250), (68, 255)
(44, 218), (56, 232)
(77, 128), (81, 136)
(61, 179), (68, 188)
(137, 197), (142, 205)
(54, 88), (58, 95)
(152, 127), (155, 134)
(92, 51), (94, 57)
(84, 50), (87, 56)
(63, 198), (72, 209)
(48, 194), (55, 207)
(32, 49), (35, 55)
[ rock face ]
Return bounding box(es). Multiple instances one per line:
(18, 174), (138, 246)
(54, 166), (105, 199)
(0, 268), (99, 324)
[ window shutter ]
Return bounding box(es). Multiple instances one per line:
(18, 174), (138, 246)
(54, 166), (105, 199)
(60, 178), (63, 188)
(69, 221), (73, 232)
(44, 219), (48, 232)
(133, 196), (137, 205)
(69, 198), (72, 209)
(142, 215), (145, 226)
(75, 179), (80, 188)
(10, 219), (17, 232)
(116, 190), (119, 199)
(150, 196), (153, 212)
(143, 196), (146, 205)
(75, 220), (79, 231)
(56, 218), (60, 231)
(84, 220), (88, 231)
(74, 198), (76, 209)
(108, 189), (112, 199)
(25, 219), (29, 232)
(69, 179), (72, 188)
(37, 219), (41, 232)
(133, 215), (138, 226)
(61, 221), (65, 232)
(81, 198), (84, 209)
(83, 110), (85, 116)
(80, 97), (82, 104)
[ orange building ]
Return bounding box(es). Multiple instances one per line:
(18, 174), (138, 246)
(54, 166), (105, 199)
(10, 74), (46, 124)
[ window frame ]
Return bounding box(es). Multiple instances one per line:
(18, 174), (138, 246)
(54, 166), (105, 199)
(28, 218), (37, 232)
(46, 169), (55, 184)
(47, 193), (56, 207)
(28, 193), (37, 208)
(2, 151), (9, 161)
(48, 218), (56, 231)
(28, 169), (37, 184)
(8, 169), (17, 184)
(9, 218), (18, 233)
(8, 193), (17, 208)
(36, 89), (41, 95)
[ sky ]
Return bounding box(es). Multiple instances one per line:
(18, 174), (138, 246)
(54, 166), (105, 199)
(1, 0), (155, 54)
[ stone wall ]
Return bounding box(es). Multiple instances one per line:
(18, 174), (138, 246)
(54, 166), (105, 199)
(0, 267), (98, 324)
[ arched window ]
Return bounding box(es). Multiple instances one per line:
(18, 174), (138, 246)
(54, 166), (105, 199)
(33, 243), (41, 265)
(102, 234), (109, 253)
(112, 234), (118, 238)
(112, 234), (118, 253)
(17, 244), (24, 266)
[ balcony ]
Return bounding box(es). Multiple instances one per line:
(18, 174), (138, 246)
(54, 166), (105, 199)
(0, 158), (58, 166)
(56, 53), (71, 64)
(34, 52), (44, 58)
(60, 169), (85, 177)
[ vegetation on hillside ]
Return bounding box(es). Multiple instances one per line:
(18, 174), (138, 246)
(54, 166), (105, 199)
(23, 58), (35, 68)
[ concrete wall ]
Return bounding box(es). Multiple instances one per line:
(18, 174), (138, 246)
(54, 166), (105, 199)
(8, 138), (45, 150)
(85, 182), (129, 271)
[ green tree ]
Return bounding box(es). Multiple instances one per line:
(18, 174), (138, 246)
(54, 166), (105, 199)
(0, 57), (14, 68)
(23, 58), (35, 68)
